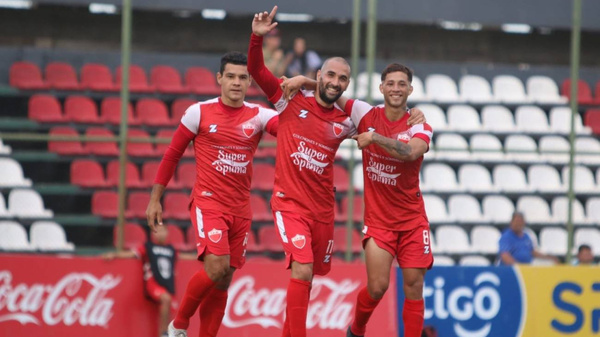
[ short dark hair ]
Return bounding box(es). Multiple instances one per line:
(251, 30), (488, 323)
(381, 63), (413, 83)
(578, 244), (591, 253)
(219, 51), (247, 74)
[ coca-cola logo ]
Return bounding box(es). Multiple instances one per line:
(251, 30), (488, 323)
(0, 271), (121, 327)
(223, 275), (360, 331)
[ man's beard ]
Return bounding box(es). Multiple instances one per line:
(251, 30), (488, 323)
(318, 78), (343, 104)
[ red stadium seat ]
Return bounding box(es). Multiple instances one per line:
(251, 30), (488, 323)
(45, 62), (80, 90)
(334, 200), (345, 223)
(127, 129), (156, 157)
(84, 127), (119, 156)
(333, 165), (350, 192)
(70, 159), (107, 188)
(155, 129), (194, 158)
(48, 127), (87, 155)
(165, 224), (192, 251)
(255, 133), (277, 159)
(171, 98), (196, 123)
(185, 67), (221, 95)
(251, 163), (275, 191)
(113, 223), (148, 250)
(333, 226), (362, 253)
(125, 191), (151, 218)
(595, 81), (600, 103)
(92, 191), (119, 218)
(116, 65), (155, 93)
(64, 96), (100, 123)
(257, 226), (284, 252)
(561, 79), (598, 105)
(29, 94), (64, 122)
(136, 98), (173, 126)
(142, 161), (182, 189)
(10, 61), (48, 90)
(186, 224), (197, 247)
(585, 109), (600, 135)
(176, 162), (197, 188)
(162, 193), (190, 220)
(100, 97), (139, 125)
(340, 195), (364, 222)
(250, 194), (271, 221)
(81, 63), (117, 91)
(106, 160), (142, 188)
(151, 65), (188, 94)
(245, 230), (262, 253)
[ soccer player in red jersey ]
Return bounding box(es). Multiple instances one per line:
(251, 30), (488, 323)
(146, 51), (279, 337)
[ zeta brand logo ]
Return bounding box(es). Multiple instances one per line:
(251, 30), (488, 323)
(299, 110), (309, 119)
(209, 124), (218, 133)
(367, 127), (376, 132)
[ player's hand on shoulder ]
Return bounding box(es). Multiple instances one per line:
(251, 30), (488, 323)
(280, 75), (304, 100)
(252, 6), (278, 36)
(407, 107), (426, 125)
(352, 131), (374, 150)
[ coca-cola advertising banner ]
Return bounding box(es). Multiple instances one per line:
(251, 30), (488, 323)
(0, 254), (397, 337)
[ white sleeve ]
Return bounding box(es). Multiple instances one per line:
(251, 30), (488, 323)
(180, 103), (201, 135)
(349, 99), (373, 128)
(258, 107), (278, 130)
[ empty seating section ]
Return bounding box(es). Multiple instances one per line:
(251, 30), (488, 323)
(81, 63), (117, 91)
(10, 61), (48, 90)
(45, 62), (80, 90)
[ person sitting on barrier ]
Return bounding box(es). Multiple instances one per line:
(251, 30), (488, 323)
(498, 212), (559, 265)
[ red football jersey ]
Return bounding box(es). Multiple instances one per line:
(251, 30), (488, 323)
(347, 100), (433, 231)
(180, 98), (277, 219)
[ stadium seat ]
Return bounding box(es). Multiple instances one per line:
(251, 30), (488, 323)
(575, 137), (600, 164)
(539, 136), (570, 163)
(165, 225), (191, 251)
(30, 221), (75, 251)
(482, 195), (515, 224)
(470, 134), (504, 162)
(45, 62), (80, 90)
(355, 72), (383, 101)
(0, 158), (32, 187)
(339, 195), (364, 223)
(116, 65), (155, 93)
(549, 107), (591, 135)
(561, 165), (597, 193)
(515, 106), (550, 133)
(114, 223), (148, 250)
(352, 164), (364, 191)
(127, 129), (156, 157)
(481, 105), (515, 132)
(258, 226), (284, 252)
(151, 65), (189, 94)
(459, 75), (494, 103)
(343, 80), (356, 99)
(492, 164), (531, 193)
(0, 194), (8, 217)
(470, 225), (501, 254)
(574, 228), (600, 256)
(92, 191), (119, 218)
(432, 255), (455, 266)
(125, 192), (151, 219)
(415, 104), (447, 131)
(141, 161), (168, 189)
(0, 139), (12, 155)
(162, 193), (190, 220)
(185, 67), (221, 95)
(528, 164), (564, 192)
(459, 255), (491, 266)
(447, 194), (486, 223)
(171, 98), (197, 123)
(10, 61), (48, 90)
(526, 76), (567, 104)
(504, 135), (540, 163)
(584, 109), (600, 135)
(516, 196), (553, 224)
(100, 97), (139, 125)
(0, 221), (34, 251)
(136, 98), (174, 126)
(407, 75), (427, 102)
(539, 227), (567, 255)
(48, 127), (87, 155)
(333, 165), (350, 192)
(70, 159), (107, 188)
(551, 196), (588, 225)
(561, 79), (597, 105)
(335, 138), (361, 161)
(256, 132), (278, 159)
(433, 134), (470, 161)
(458, 164), (496, 192)
(435, 225), (471, 254)
(250, 194), (271, 221)
(84, 127), (119, 156)
(492, 75), (530, 103)
(176, 162), (196, 189)
(422, 163), (462, 192)
(245, 230), (262, 253)
(333, 226), (362, 253)
(425, 74), (462, 103)
(422, 194), (451, 224)
(106, 160), (142, 188)
(251, 163), (275, 191)
(81, 63), (117, 91)
(64, 96), (100, 123)
(155, 129), (193, 158)
(29, 94), (64, 122)
(446, 105), (482, 131)
(8, 189), (53, 218)
(586, 198), (600, 225)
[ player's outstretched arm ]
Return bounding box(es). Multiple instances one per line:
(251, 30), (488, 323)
(248, 6), (282, 100)
(103, 250), (136, 260)
(353, 131), (428, 161)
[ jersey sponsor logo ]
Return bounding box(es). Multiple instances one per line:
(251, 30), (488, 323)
(367, 127), (376, 132)
(366, 157), (401, 186)
(208, 228), (223, 243)
(201, 191), (213, 197)
(212, 150), (250, 176)
(209, 124), (218, 133)
(299, 109), (309, 119)
(333, 123), (344, 137)
(290, 141), (329, 174)
(242, 123), (256, 138)
(291, 234), (306, 249)
(397, 131), (411, 142)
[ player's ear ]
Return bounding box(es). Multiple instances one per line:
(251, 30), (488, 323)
(379, 82), (384, 94)
(316, 69), (321, 81)
(408, 84), (413, 96)
(216, 72), (223, 85)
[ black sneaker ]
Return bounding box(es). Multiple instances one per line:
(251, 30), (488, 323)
(347, 325), (364, 337)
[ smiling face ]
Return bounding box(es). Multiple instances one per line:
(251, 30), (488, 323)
(316, 57), (351, 106)
(217, 63), (251, 106)
(380, 71), (413, 109)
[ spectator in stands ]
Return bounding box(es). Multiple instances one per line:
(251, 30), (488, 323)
(572, 244), (595, 265)
(262, 28), (287, 78)
(498, 212), (559, 265)
(104, 226), (196, 337)
(285, 37), (322, 79)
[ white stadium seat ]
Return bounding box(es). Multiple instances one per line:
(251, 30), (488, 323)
(517, 196), (554, 224)
(586, 198), (600, 225)
(0, 139), (12, 155)
(575, 137), (600, 164)
(0, 158), (32, 187)
(482, 195), (515, 224)
(539, 227), (567, 255)
(8, 189), (54, 218)
(426, 74), (462, 103)
(433, 255), (455, 266)
(539, 136), (570, 164)
(458, 164), (496, 192)
(0, 194), (8, 217)
(416, 103), (447, 131)
(528, 165), (565, 192)
(408, 76), (428, 102)
(0, 221), (34, 251)
(549, 107), (591, 135)
(551, 196), (588, 225)
(448, 194), (485, 223)
(470, 225), (501, 254)
(481, 105), (515, 132)
(493, 75), (530, 104)
(447, 104), (482, 131)
(526, 76), (568, 104)
(423, 194), (452, 224)
(515, 106), (550, 133)
(459, 255), (491, 266)
(436, 225), (471, 253)
(493, 164), (531, 193)
(459, 75), (494, 103)
(30, 221), (75, 251)
(504, 135), (540, 163)
(353, 163), (364, 191)
(434, 133), (470, 161)
(470, 134), (505, 162)
(574, 228), (600, 256)
(561, 165), (597, 193)
(422, 163), (462, 192)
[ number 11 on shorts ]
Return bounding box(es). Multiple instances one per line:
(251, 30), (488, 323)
(324, 239), (334, 263)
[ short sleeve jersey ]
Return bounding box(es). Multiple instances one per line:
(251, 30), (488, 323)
(498, 229), (534, 265)
(347, 99), (433, 231)
(181, 98), (277, 219)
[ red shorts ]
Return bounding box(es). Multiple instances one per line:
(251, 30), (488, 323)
(273, 210), (334, 276)
(189, 206), (251, 269)
(145, 278), (177, 312)
(362, 221), (434, 269)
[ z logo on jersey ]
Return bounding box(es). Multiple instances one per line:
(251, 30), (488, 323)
(367, 127), (376, 132)
(298, 110), (309, 119)
(209, 124), (218, 133)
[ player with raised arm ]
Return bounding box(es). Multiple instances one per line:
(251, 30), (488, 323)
(146, 51), (279, 337)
